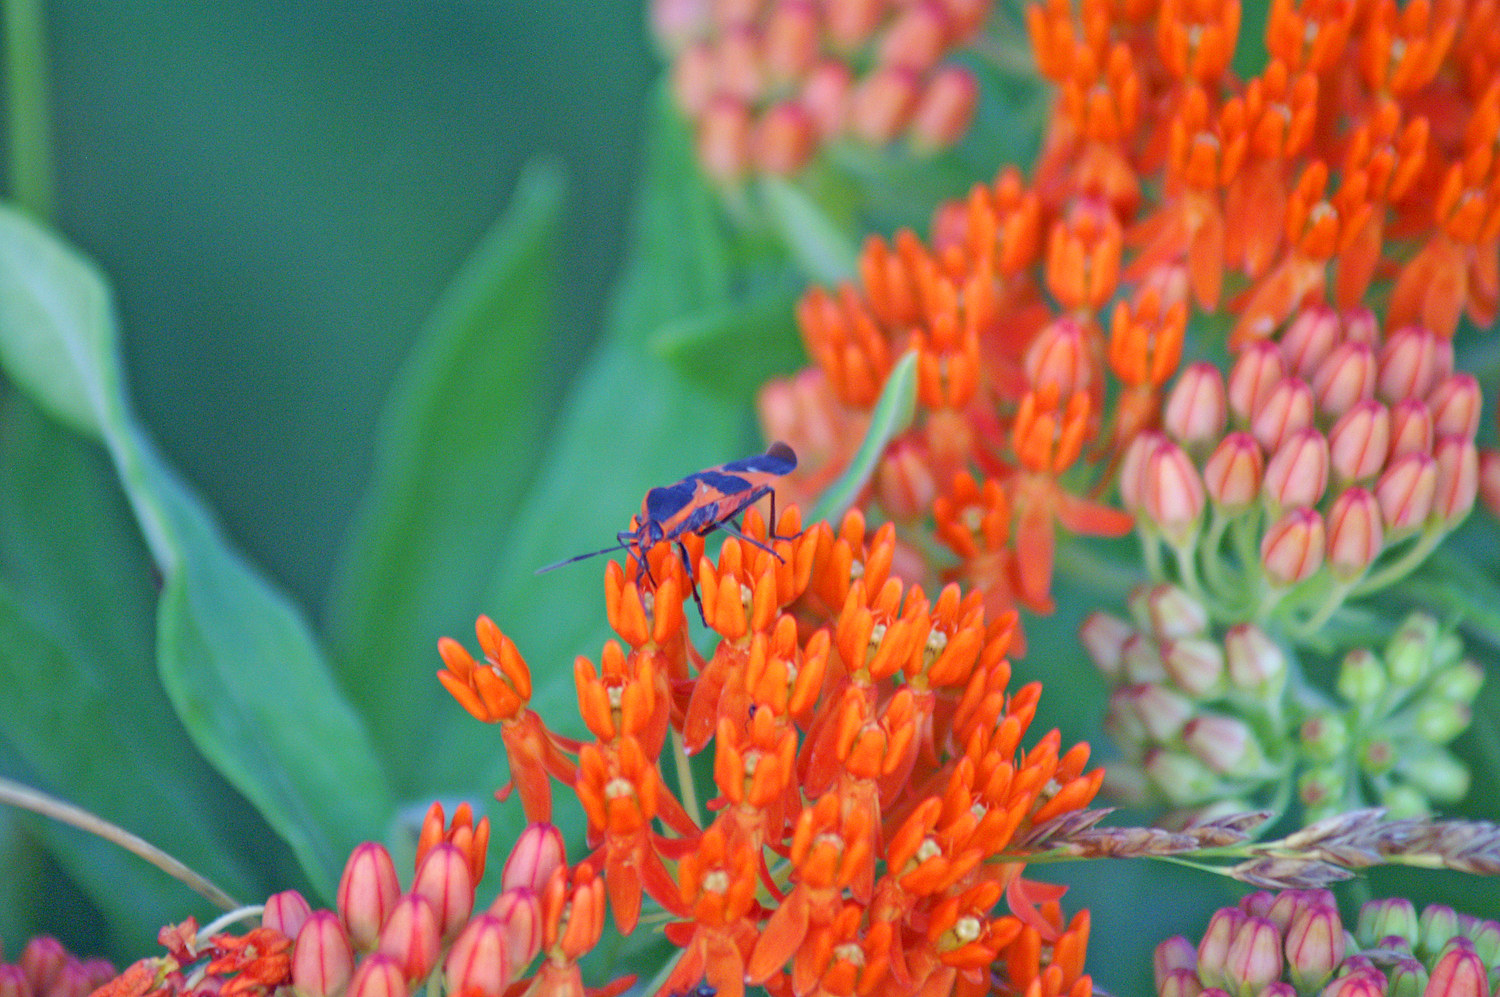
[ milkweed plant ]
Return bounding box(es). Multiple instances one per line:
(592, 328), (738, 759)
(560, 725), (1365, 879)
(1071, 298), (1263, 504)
(1, 4), (1499, 997)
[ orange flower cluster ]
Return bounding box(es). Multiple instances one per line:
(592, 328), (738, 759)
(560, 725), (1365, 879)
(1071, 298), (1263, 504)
(650, 0), (993, 181)
(439, 506), (1102, 997)
(762, 0), (1500, 642)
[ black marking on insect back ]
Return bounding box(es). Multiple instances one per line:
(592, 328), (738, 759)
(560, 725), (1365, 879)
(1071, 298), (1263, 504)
(722, 442), (796, 476)
(688, 470), (752, 494)
(644, 480), (696, 522)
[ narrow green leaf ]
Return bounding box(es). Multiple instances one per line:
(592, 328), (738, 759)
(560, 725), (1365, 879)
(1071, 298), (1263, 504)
(326, 161), (566, 795)
(758, 175), (858, 284)
(649, 286), (804, 399)
(808, 349), (919, 523)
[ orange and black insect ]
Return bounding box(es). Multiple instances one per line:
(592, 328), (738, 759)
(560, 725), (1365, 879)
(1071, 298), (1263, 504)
(537, 442), (799, 620)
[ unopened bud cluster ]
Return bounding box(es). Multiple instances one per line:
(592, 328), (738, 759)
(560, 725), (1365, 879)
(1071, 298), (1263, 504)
(0, 937), (115, 997)
(1123, 308), (1481, 632)
(650, 0), (991, 181)
(1083, 584), (1481, 819)
(1156, 890), (1500, 997)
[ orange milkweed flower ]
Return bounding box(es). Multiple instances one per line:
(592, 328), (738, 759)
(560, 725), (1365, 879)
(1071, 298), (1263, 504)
(416, 801), (491, 890)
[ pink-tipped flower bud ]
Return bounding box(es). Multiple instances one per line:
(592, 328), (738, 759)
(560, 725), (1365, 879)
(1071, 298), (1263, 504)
(1378, 325), (1443, 402)
(753, 101), (818, 175)
(880, 1), (950, 72)
(413, 842), (475, 943)
(1225, 917), (1285, 997)
(1121, 430), (1169, 513)
(850, 65), (921, 144)
(0, 966), (25, 997)
(1388, 957), (1429, 997)
(292, 911), (355, 997)
(1155, 935), (1200, 985)
(264, 890), (313, 940)
(827, 0), (885, 48)
(764, 2), (820, 81)
(1145, 440), (1207, 546)
(503, 823), (566, 894)
(1203, 432), (1265, 514)
(697, 96), (755, 183)
(1081, 611), (1136, 678)
(1263, 428), (1330, 510)
(444, 915), (512, 997)
(1342, 306), (1378, 343)
(338, 842), (401, 951)
(1420, 905), (1463, 956)
(1323, 967), (1387, 997)
(1264, 889), (1336, 933)
(44, 959), (91, 997)
(488, 888), (544, 976)
(671, 42), (717, 118)
(1122, 633), (1169, 683)
(1329, 400), (1390, 483)
(1460, 917), (1500, 963)
(1163, 637), (1226, 696)
(1478, 448), (1500, 519)
(1428, 373), (1482, 440)
(716, 27), (765, 103)
(1224, 625), (1285, 693)
(1125, 682), (1196, 741)
(1241, 891), (1276, 919)
(378, 894), (442, 984)
(1284, 902), (1345, 990)
(1026, 316), (1094, 406)
(1425, 939), (1489, 997)
(21, 938), (67, 996)
(801, 60), (853, 138)
(1376, 451), (1438, 534)
(80, 962), (116, 995)
(1184, 714), (1259, 775)
(1250, 378), (1315, 453)
(1312, 340), (1377, 417)
(1197, 908), (1248, 991)
(347, 953), (408, 997)
(1229, 340), (1287, 423)
(1432, 436), (1479, 526)
(1357, 898), (1419, 947)
(1144, 583), (1211, 639)
(909, 66), (979, 151)
(1326, 487), (1384, 581)
(1388, 397), (1435, 460)
(1280, 305), (1341, 378)
(1260, 507), (1325, 586)
(1160, 968), (1206, 997)
(1165, 362), (1229, 449)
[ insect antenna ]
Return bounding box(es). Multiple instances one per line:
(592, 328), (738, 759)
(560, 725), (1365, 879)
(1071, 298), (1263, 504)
(535, 542), (634, 575)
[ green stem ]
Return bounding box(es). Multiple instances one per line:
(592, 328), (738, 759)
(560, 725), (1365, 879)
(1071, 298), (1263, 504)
(1350, 525), (1444, 598)
(4, 0), (54, 220)
(671, 725), (702, 831)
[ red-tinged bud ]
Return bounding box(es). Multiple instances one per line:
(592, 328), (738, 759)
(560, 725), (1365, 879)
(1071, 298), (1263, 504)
(1280, 306), (1341, 378)
(1250, 378), (1315, 453)
(1388, 957), (1429, 997)
(1433, 436), (1479, 526)
(1229, 341), (1286, 424)
(444, 915), (511, 997)
(21, 938), (66, 996)
(1357, 898), (1419, 947)
(1420, 905), (1462, 956)
(876, 439), (938, 521)
(1426, 940), (1489, 997)
(378, 895), (441, 984)
(1160, 968), (1205, 997)
(1322, 968), (1386, 997)
(1165, 362), (1229, 449)
(1388, 398), (1434, 460)
(909, 65), (978, 151)
(1376, 451), (1438, 534)
(1329, 400), (1390, 483)
(671, 43), (716, 118)
(1285, 904), (1345, 990)
(1121, 431), (1168, 513)
(1162, 637), (1225, 696)
(1343, 307), (1378, 343)
(413, 842), (475, 942)
(1122, 633), (1169, 683)
(1224, 916), (1284, 996)
(1263, 428), (1330, 510)
(1184, 714), (1259, 775)
(1326, 488), (1384, 581)
(716, 28), (764, 104)
(1155, 935), (1200, 985)
(1259, 982), (1296, 997)
(698, 97), (754, 182)
(503, 824), (565, 894)
(1378, 325), (1443, 402)
(264, 890), (313, 940)
(1461, 917), (1500, 963)
(338, 842), (401, 951)
(1026, 316), (1093, 404)
(1312, 340), (1377, 417)
(801, 60), (852, 138)
(1128, 682), (1195, 740)
(0, 966), (30, 997)
(1428, 374), (1482, 440)
(45, 960), (90, 997)
(879, 1), (950, 72)
(851, 66), (921, 144)
(1264, 889), (1337, 933)
(753, 101), (818, 175)
(1144, 440), (1206, 546)
(488, 888), (543, 975)
(1481, 449), (1500, 519)
(292, 911), (355, 997)
(1204, 432), (1264, 514)
(1260, 507), (1325, 587)
(347, 955), (408, 997)
(1224, 624), (1286, 693)
(1197, 908), (1247, 990)
(1081, 611), (1136, 678)
(764, 1), (820, 81)
(1142, 582), (1211, 639)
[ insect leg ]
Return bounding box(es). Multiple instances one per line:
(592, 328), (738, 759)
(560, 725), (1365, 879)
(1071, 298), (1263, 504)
(766, 488), (803, 543)
(710, 517), (786, 562)
(676, 540), (708, 625)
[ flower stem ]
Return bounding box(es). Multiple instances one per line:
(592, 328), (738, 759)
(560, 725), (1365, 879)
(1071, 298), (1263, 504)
(3, 0), (54, 220)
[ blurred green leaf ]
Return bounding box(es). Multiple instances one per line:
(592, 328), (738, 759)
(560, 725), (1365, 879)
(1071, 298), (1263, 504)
(0, 205), (391, 898)
(758, 176), (858, 284)
(650, 286), (803, 399)
(326, 160), (566, 798)
(809, 349), (919, 524)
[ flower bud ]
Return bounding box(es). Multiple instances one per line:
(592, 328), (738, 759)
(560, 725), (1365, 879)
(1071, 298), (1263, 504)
(1026, 317), (1094, 408)
(879, 1), (950, 72)
(1145, 586), (1209, 640)
(1224, 916), (1283, 996)
(1081, 611), (1137, 678)
(293, 911), (355, 997)
(1198, 908), (1248, 990)
(1263, 428), (1330, 510)
(1378, 325), (1443, 401)
(1478, 448), (1500, 519)
(1387, 397), (1434, 461)
(1397, 749), (1470, 803)
(1163, 637), (1226, 696)
(488, 888), (544, 975)
(801, 60), (853, 137)
(1312, 340), (1377, 417)
(264, 890), (313, 940)
(1419, 906), (1462, 957)
(20, 938), (66, 997)
(1425, 939), (1489, 997)
(909, 66), (978, 151)
(1329, 400), (1391, 483)
(1460, 917), (1500, 964)
(1428, 374), (1481, 440)
(1285, 902), (1345, 992)
(1358, 736), (1396, 776)
(1323, 967), (1387, 997)
(1265, 889), (1336, 932)
(1128, 683), (1195, 741)
(1260, 507), (1325, 586)
(1121, 431), (1168, 513)
(1325, 488), (1383, 581)
(1145, 440), (1207, 546)
(1165, 362), (1229, 449)
(1357, 898), (1419, 948)
(347, 953), (408, 997)
(753, 101), (818, 175)
(338, 842), (402, 951)
(1224, 624), (1287, 694)
(1251, 378), (1316, 453)
(1299, 713), (1349, 761)
(1160, 968), (1206, 997)
(444, 915), (512, 997)
(503, 824), (566, 893)
(1432, 436), (1479, 526)
(1381, 782), (1430, 818)
(1155, 935), (1200, 985)
(1204, 432), (1265, 514)
(1414, 697), (1472, 743)
(697, 96), (754, 182)
(378, 894), (442, 984)
(1229, 340), (1286, 423)
(1387, 956), (1429, 997)
(850, 65), (921, 144)
(1337, 647), (1386, 704)
(1240, 891), (1276, 919)
(1342, 307), (1378, 343)
(1281, 306), (1341, 378)
(1145, 749), (1219, 805)
(1184, 715), (1261, 775)
(764, 2), (820, 80)
(0, 965), (29, 997)
(413, 842), (475, 942)
(1386, 614), (1439, 686)
(1376, 451), (1437, 535)
(1297, 766), (1343, 812)
(1122, 633), (1170, 683)
(1430, 660), (1485, 703)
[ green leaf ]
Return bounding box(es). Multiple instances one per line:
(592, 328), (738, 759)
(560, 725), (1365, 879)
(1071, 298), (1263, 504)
(0, 204), (392, 897)
(326, 161), (566, 796)
(650, 286), (804, 399)
(757, 176), (859, 284)
(808, 348), (919, 523)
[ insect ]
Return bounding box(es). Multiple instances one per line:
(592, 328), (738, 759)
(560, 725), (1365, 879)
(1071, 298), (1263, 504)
(537, 442), (799, 620)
